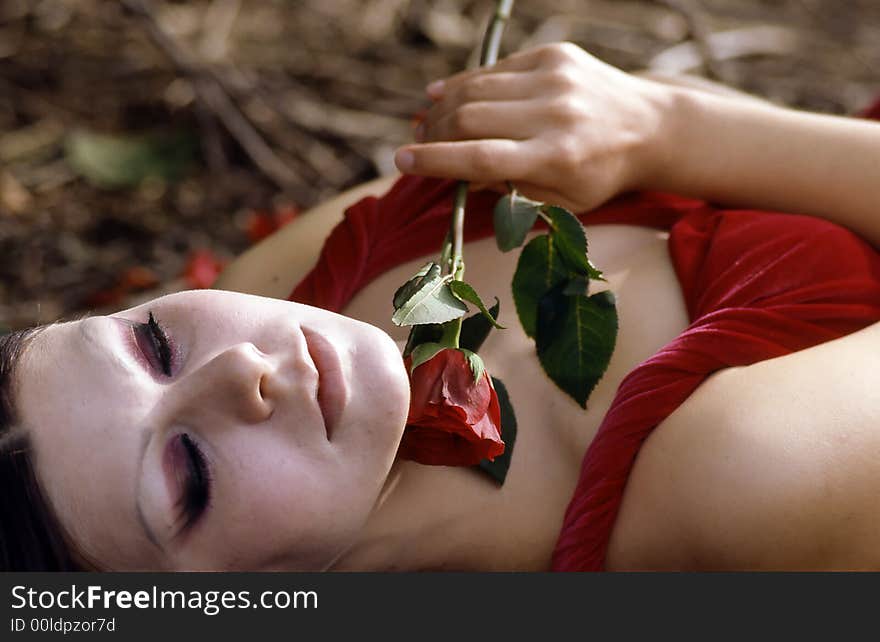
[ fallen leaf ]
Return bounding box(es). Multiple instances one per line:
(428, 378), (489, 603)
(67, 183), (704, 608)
(182, 249), (227, 289)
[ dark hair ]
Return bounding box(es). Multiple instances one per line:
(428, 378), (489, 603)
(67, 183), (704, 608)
(0, 327), (82, 571)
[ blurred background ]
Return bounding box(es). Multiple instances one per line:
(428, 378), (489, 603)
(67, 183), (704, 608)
(2, 0), (878, 330)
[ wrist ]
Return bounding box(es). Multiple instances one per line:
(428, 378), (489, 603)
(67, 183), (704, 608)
(627, 80), (692, 193)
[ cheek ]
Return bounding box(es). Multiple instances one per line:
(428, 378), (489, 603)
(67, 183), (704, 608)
(204, 440), (366, 570)
(348, 324), (410, 435)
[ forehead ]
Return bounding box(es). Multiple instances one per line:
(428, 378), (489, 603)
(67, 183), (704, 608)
(19, 319), (146, 447)
(16, 320), (159, 568)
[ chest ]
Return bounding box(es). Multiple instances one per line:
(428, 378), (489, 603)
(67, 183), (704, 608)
(343, 225), (690, 566)
(343, 225), (690, 461)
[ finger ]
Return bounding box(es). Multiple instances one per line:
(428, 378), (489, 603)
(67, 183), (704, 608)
(422, 99), (550, 143)
(433, 71), (543, 107)
(395, 139), (535, 184)
(426, 48), (545, 98)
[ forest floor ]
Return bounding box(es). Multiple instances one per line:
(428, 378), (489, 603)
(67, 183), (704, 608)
(2, 0), (878, 330)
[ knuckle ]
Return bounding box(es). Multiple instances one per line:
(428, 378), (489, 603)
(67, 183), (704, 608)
(551, 137), (581, 169)
(540, 41), (579, 65)
(548, 67), (581, 91)
(556, 41), (583, 61)
(551, 96), (587, 124)
(468, 144), (497, 177)
(459, 76), (488, 102)
(536, 44), (561, 66)
(451, 103), (482, 138)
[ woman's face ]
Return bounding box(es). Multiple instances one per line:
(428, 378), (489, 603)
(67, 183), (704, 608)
(16, 290), (410, 570)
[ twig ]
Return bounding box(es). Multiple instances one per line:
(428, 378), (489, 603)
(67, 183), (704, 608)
(275, 88), (410, 142)
(224, 68), (395, 184)
(199, 0), (241, 62)
(120, 0), (309, 199)
(193, 63), (352, 190)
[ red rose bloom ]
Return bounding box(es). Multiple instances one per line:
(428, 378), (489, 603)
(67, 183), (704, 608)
(399, 348), (504, 466)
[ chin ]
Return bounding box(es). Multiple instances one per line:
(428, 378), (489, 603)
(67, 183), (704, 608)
(347, 322), (411, 454)
(355, 320), (410, 395)
(368, 323), (411, 414)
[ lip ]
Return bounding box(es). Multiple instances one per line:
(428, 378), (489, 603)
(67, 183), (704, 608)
(301, 326), (348, 440)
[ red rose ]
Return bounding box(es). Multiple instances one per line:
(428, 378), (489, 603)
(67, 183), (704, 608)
(399, 348), (504, 466)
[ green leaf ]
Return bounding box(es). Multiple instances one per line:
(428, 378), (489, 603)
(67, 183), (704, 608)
(477, 377), (518, 485)
(459, 299), (500, 353)
(544, 205), (591, 276)
(65, 128), (195, 189)
(449, 281), (505, 329)
(460, 349), (485, 383)
(391, 270), (468, 327)
(409, 342), (446, 373)
(392, 262), (436, 310)
(562, 275), (590, 297)
(511, 234), (567, 338)
(535, 284), (618, 408)
(592, 289), (617, 308)
(493, 191), (543, 251)
(586, 258), (606, 282)
(402, 323), (444, 358)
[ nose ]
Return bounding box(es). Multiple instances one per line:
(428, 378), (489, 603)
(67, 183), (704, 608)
(175, 343), (274, 426)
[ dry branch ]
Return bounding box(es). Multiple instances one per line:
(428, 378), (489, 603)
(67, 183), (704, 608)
(120, 0), (310, 200)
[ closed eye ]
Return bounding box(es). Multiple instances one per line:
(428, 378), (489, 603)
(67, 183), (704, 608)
(134, 311), (174, 376)
(176, 433), (212, 532)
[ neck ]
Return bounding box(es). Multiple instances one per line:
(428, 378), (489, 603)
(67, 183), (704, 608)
(328, 337), (592, 572)
(330, 461), (504, 571)
(330, 424), (581, 571)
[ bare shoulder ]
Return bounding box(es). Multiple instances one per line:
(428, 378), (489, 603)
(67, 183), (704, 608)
(606, 321), (880, 570)
(215, 174), (399, 298)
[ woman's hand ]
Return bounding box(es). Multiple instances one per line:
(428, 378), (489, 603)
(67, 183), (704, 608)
(395, 42), (880, 248)
(394, 42), (669, 212)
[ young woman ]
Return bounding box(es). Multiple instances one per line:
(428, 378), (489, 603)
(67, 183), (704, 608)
(2, 43), (879, 571)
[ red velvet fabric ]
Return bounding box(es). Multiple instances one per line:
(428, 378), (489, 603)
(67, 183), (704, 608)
(291, 103), (880, 572)
(290, 182), (704, 310)
(552, 207), (880, 570)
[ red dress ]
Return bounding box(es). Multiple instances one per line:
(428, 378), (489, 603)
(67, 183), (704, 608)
(290, 105), (880, 572)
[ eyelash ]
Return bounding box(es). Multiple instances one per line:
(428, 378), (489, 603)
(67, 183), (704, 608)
(177, 433), (212, 531)
(136, 311), (173, 376)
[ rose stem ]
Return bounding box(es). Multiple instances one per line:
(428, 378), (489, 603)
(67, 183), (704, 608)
(442, 0), (515, 348)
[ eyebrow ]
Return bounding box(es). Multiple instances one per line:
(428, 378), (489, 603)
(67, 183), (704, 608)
(78, 319), (165, 553)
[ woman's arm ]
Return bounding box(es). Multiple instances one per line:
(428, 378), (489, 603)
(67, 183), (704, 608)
(214, 175), (398, 298)
(646, 84), (880, 249)
(398, 43), (880, 248)
(607, 321), (880, 570)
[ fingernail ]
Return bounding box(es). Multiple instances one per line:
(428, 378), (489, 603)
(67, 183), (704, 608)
(426, 80), (445, 98)
(395, 149), (415, 172)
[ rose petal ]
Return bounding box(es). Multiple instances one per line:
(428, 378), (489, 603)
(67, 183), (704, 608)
(400, 347), (505, 467)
